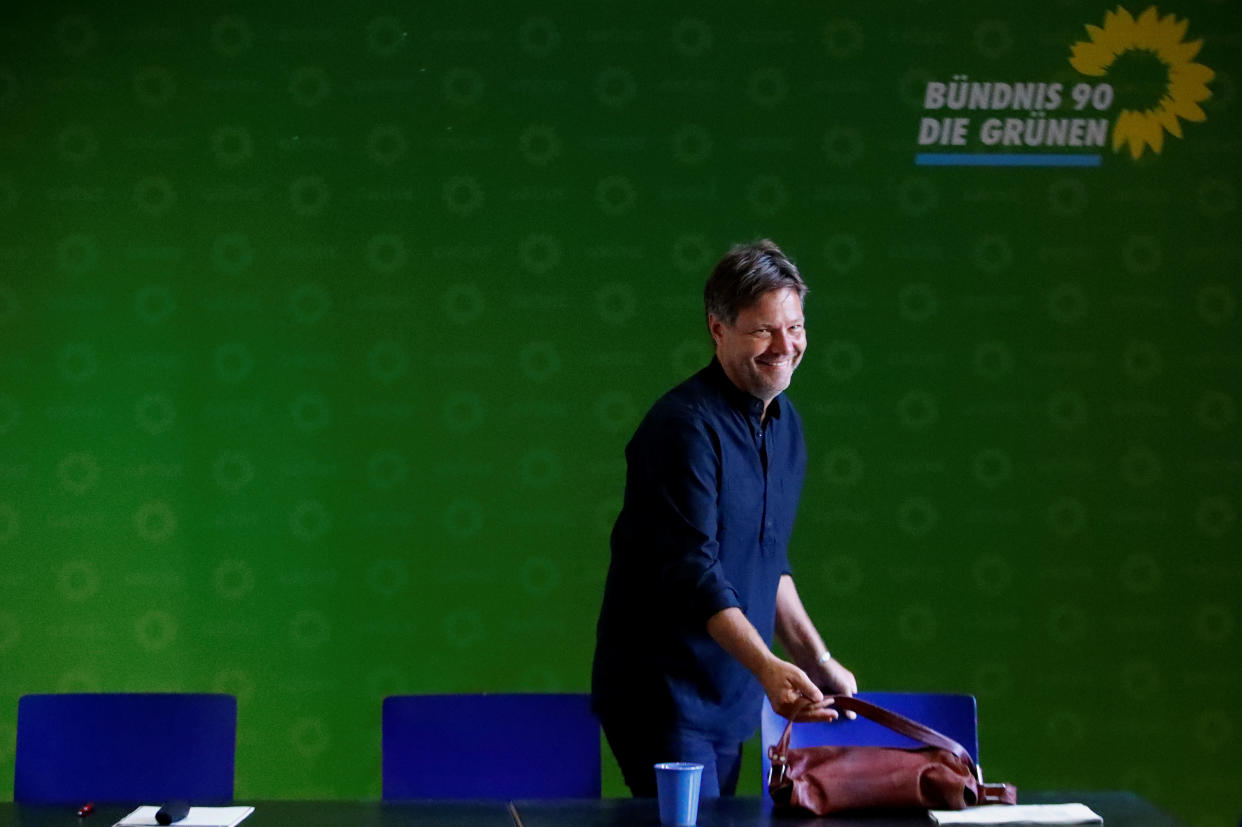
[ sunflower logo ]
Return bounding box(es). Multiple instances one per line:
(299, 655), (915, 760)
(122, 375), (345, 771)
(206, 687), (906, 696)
(1070, 6), (1213, 159)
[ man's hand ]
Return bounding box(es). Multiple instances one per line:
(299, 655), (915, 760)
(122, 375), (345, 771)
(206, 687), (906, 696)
(774, 575), (859, 715)
(758, 657), (840, 723)
(704, 606), (841, 722)
(811, 656), (858, 697)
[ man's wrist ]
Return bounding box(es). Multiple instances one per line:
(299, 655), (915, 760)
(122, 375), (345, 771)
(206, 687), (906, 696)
(816, 649), (833, 667)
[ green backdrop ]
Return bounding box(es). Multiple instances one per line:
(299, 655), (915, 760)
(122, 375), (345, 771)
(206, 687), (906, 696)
(1, 2), (1238, 824)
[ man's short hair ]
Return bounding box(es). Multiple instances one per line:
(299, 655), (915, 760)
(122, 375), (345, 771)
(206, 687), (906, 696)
(703, 239), (808, 325)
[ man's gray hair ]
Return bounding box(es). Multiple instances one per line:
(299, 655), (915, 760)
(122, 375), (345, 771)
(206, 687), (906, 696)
(703, 239), (807, 325)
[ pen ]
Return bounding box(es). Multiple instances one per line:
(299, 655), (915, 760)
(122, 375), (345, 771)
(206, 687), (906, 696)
(155, 800), (190, 825)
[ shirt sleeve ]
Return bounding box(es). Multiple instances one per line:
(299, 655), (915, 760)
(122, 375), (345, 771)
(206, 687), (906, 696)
(640, 408), (741, 624)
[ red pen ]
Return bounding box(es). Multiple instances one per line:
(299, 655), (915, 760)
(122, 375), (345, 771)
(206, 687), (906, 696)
(76, 802), (95, 817)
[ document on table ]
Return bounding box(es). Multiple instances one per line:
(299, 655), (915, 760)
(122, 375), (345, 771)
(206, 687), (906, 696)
(929, 804), (1102, 825)
(112, 805), (255, 827)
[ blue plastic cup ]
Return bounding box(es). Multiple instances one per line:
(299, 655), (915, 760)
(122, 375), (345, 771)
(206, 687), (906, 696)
(654, 761), (704, 826)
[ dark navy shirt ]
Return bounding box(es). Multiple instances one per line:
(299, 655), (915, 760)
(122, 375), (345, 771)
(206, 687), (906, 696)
(592, 359), (807, 741)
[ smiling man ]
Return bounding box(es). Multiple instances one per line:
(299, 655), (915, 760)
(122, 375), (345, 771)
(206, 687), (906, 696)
(592, 239), (857, 798)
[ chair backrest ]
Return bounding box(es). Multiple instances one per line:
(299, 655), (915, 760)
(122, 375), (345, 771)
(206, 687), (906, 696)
(382, 693), (600, 800)
(15, 693), (237, 804)
(759, 691), (979, 794)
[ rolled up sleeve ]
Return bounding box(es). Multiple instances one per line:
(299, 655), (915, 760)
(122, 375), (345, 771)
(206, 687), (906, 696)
(640, 410), (740, 623)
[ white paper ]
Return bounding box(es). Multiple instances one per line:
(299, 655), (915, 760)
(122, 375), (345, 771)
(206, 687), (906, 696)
(929, 803), (1103, 825)
(112, 805), (255, 827)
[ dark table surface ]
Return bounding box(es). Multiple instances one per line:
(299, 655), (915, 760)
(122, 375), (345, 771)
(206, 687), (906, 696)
(0, 800), (512, 827)
(508, 791), (1188, 827)
(0, 791), (1187, 827)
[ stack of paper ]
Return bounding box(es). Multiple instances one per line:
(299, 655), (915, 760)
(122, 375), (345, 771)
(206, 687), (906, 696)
(930, 804), (1103, 825)
(112, 806), (255, 827)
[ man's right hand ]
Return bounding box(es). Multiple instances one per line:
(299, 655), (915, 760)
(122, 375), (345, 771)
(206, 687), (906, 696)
(704, 607), (841, 723)
(758, 657), (840, 723)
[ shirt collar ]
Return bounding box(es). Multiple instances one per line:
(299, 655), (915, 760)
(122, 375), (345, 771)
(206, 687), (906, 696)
(705, 358), (783, 421)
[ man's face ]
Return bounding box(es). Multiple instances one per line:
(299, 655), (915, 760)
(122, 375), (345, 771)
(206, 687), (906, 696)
(709, 287), (806, 407)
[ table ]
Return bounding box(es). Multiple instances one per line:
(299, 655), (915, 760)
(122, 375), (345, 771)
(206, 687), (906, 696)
(0, 792), (1187, 827)
(0, 800), (512, 826)
(508, 792), (1189, 826)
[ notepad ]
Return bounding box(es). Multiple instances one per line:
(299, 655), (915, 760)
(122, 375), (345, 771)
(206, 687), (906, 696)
(112, 805), (255, 827)
(929, 804), (1102, 825)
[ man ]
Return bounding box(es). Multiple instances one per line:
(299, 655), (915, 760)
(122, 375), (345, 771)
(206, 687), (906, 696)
(592, 239), (857, 798)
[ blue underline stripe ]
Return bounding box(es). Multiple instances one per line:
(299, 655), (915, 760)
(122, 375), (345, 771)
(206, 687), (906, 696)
(915, 153), (1101, 167)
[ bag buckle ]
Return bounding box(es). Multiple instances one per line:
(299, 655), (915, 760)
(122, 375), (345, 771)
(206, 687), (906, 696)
(767, 755), (787, 787)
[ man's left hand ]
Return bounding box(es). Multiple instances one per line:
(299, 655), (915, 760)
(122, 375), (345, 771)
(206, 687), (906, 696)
(812, 656), (857, 697)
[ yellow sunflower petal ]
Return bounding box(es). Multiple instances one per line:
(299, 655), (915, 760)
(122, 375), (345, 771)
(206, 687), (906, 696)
(1172, 81), (1213, 108)
(1170, 61), (1215, 89)
(1169, 80), (1213, 109)
(1157, 12), (1189, 47)
(1106, 7), (1139, 50)
(1158, 38), (1202, 65)
(1070, 40), (1113, 75)
(1112, 110), (1138, 153)
(1116, 110), (1145, 158)
(1170, 97), (1207, 122)
(1135, 7), (1161, 49)
(1096, 10), (1124, 54)
(1142, 113), (1165, 155)
(1103, 7), (1132, 29)
(1154, 100), (1184, 138)
(1112, 109), (1163, 159)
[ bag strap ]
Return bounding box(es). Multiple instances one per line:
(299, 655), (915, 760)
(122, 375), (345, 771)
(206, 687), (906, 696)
(831, 695), (976, 769)
(770, 695), (977, 776)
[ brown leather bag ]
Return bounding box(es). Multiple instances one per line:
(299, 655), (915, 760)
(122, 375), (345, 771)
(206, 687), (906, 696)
(768, 694), (1017, 815)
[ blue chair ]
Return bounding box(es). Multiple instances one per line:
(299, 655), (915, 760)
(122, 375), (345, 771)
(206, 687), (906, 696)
(15, 693), (237, 804)
(382, 693), (600, 800)
(759, 691), (979, 795)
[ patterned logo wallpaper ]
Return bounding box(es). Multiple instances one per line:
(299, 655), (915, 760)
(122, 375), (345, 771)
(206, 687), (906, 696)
(0, 4), (1237, 824)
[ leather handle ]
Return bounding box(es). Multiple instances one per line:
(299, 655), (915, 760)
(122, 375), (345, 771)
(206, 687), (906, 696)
(830, 695), (975, 768)
(770, 695), (977, 774)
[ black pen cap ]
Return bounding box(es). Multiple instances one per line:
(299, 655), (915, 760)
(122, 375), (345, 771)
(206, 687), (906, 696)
(155, 800), (190, 825)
